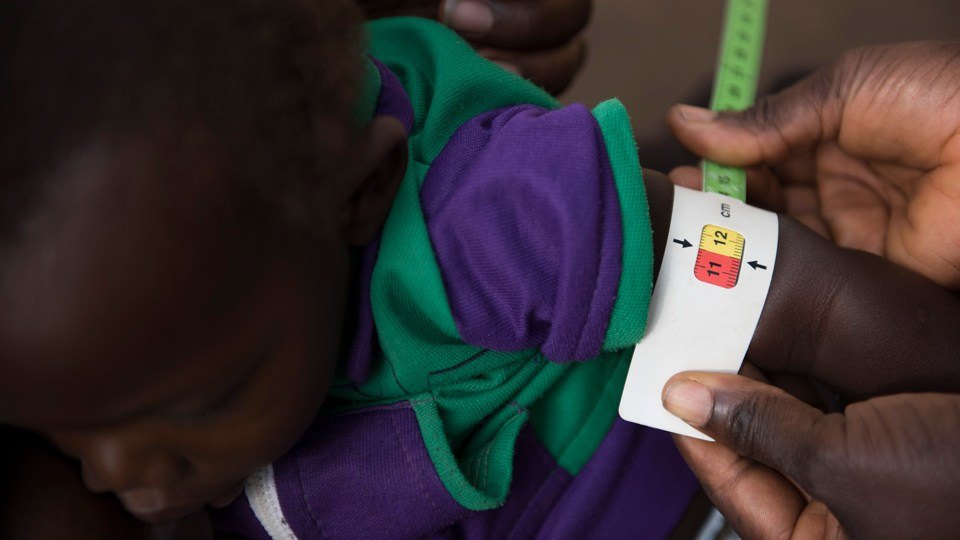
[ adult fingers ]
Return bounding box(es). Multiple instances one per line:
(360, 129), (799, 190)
(478, 35), (586, 94)
(441, 0), (591, 50)
(667, 61), (846, 168)
(662, 372), (843, 493)
(672, 433), (807, 540)
(671, 364), (812, 539)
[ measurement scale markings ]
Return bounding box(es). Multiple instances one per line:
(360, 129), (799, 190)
(699, 225), (744, 259)
(694, 225), (746, 289)
(695, 249), (742, 289)
(703, 0), (767, 201)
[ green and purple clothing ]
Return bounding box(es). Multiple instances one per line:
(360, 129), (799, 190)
(213, 18), (698, 539)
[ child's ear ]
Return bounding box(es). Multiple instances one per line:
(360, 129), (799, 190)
(340, 115), (407, 246)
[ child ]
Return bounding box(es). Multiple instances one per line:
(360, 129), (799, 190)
(2, 0), (958, 538)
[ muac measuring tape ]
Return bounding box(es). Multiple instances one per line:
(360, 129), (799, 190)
(703, 0), (767, 201)
(619, 0), (773, 440)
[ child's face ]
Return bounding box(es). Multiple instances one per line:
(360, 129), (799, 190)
(0, 140), (351, 523)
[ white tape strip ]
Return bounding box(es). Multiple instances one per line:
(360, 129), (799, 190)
(245, 464), (299, 540)
(619, 185), (778, 440)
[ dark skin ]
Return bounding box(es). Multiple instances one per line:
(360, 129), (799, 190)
(356, 0), (590, 94)
(4, 124), (960, 534)
(0, 116), (408, 530)
(665, 41), (960, 539)
(670, 41), (960, 290)
(3, 51), (960, 539)
(664, 373), (960, 540)
(1, 428), (174, 540)
(666, 243), (960, 539)
(1, 1), (591, 534)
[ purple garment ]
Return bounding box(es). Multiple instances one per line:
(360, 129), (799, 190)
(420, 104), (623, 362)
(211, 60), (699, 539)
(451, 420), (697, 540)
(213, 407), (696, 539)
(535, 420), (698, 539)
(370, 57), (415, 134)
(343, 240), (379, 386)
(342, 59), (413, 386)
(273, 403), (466, 538)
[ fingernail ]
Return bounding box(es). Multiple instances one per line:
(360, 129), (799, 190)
(676, 105), (717, 123)
(444, 0), (495, 34)
(663, 380), (713, 427)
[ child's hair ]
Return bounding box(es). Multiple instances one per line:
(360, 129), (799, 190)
(0, 0), (365, 250)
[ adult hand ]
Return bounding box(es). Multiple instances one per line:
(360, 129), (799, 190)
(357, 0), (591, 95)
(661, 372), (960, 540)
(667, 41), (960, 289)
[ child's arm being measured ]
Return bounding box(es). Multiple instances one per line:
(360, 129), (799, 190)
(643, 168), (960, 400)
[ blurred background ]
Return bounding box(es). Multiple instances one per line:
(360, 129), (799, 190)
(564, 0), (960, 172)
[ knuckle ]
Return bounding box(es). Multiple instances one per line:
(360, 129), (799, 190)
(718, 92), (791, 143)
(834, 48), (864, 79)
(733, 95), (780, 133)
(713, 391), (775, 458)
(713, 389), (846, 487)
(806, 61), (845, 109)
(831, 44), (900, 101)
(725, 54), (847, 140)
(832, 47), (869, 89)
(797, 413), (850, 489)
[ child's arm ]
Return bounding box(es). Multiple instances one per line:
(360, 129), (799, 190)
(754, 214), (960, 399)
(643, 168), (960, 400)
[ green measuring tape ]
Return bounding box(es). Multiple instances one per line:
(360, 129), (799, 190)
(702, 0), (768, 201)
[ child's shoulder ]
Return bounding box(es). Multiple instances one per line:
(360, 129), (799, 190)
(366, 17), (558, 162)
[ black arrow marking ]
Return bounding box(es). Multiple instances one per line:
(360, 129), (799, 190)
(673, 238), (692, 248)
(748, 260), (767, 270)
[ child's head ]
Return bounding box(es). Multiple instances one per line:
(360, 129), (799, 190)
(0, 0), (407, 522)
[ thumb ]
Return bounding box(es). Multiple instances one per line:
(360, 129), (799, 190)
(667, 63), (845, 168)
(662, 372), (839, 488)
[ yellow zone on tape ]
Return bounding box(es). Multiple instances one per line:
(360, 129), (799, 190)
(699, 225), (744, 259)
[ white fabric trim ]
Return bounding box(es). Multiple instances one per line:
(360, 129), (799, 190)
(245, 465), (299, 540)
